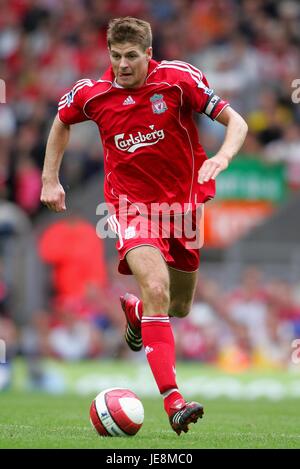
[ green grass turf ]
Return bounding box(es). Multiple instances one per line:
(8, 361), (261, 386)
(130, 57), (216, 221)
(0, 391), (299, 449)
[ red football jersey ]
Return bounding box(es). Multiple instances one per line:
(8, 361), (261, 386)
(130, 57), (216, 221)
(58, 59), (229, 214)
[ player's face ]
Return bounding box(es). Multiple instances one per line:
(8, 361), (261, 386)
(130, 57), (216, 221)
(109, 42), (152, 89)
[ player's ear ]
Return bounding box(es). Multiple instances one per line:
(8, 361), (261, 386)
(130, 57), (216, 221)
(146, 47), (153, 61)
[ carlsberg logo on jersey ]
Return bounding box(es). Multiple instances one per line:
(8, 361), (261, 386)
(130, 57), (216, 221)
(114, 125), (165, 153)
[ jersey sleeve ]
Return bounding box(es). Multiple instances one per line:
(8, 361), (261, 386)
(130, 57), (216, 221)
(57, 79), (94, 125)
(180, 65), (229, 120)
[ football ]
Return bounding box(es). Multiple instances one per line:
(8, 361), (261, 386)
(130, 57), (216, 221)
(89, 387), (144, 437)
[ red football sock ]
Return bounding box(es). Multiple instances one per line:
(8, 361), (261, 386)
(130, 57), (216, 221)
(141, 315), (184, 411)
(162, 389), (185, 415)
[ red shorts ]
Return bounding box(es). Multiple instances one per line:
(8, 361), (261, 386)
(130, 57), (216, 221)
(107, 208), (203, 275)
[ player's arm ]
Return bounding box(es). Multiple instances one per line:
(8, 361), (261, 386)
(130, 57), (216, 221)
(40, 114), (70, 212)
(198, 106), (248, 184)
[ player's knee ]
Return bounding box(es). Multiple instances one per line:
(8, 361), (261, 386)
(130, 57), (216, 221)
(169, 300), (192, 318)
(142, 280), (170, 310)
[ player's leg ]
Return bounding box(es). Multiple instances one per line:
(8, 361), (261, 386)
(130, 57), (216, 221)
(167, 267), (204, 434)
(125, 245), (203, 434)
(121, 264), (198, 339)
(168, 267), (198, 318)
(126, 245), (169, 316)
(120, 244), (169, 351)
(126, 246), (182, 409)
(167, 207), (200, 318)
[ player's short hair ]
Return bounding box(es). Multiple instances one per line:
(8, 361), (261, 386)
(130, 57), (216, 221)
(107, 17), (152, 51)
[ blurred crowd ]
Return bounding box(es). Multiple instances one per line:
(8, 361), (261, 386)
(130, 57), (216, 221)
(0, 0), (300, 216)
(174, 267), (300, 371)
(1, 0), (300, 388)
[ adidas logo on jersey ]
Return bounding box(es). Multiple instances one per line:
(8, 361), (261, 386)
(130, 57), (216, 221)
(123, 96), (135, 105)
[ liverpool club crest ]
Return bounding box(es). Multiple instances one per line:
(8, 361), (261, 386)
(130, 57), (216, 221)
(150, 94), (168, 114)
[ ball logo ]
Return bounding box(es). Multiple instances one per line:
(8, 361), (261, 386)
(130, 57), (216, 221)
(114, 125), (165, 153)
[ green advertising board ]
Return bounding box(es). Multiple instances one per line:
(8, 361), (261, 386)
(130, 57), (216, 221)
(214, 155), (286, 202)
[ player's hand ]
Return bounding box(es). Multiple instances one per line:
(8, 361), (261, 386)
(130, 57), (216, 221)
(198, 154), (230, 184)
(40, 180), (66, 212)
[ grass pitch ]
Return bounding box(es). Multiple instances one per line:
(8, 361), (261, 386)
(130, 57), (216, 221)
(0, 392), (299, 449)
